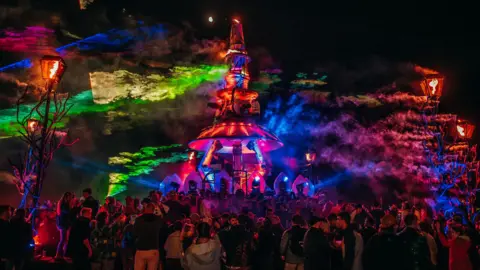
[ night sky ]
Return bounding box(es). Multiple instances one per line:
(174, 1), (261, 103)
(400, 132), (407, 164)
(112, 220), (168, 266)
(8, 0), (480, 135)
(120, 0), (480, 141)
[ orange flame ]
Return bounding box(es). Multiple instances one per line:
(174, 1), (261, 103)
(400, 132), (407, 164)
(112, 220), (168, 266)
(33, 235), (40, 246)
(218, 51), (228, 59)
(49, 61), (59, 79)
(457, 125), (465, 137)
(233, 19), (240, 24)
(429, 79), (438, 95)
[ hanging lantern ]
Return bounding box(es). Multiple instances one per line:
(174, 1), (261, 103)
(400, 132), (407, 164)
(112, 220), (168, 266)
(420, 74), (444, 98)
(27, 119), (40, 133)
(456, 119), (475, 140)
(40, 55), (66, 83)
(305, 149), (317, 164)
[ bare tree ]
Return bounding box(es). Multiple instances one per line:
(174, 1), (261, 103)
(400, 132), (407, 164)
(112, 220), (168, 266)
(9, 83), (77, 218)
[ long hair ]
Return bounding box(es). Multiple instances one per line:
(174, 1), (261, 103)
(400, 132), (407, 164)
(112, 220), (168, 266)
(57, 192), (72, 215)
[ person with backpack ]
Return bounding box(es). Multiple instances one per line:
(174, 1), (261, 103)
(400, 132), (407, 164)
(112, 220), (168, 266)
(280, 215), (307, 270)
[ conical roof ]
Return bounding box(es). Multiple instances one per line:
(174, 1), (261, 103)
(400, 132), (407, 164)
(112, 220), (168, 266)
(188, 120), (283, 152)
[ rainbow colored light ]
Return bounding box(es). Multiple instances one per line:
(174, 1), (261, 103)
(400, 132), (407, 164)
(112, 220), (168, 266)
(0, 64), (227, 138)
(107, 144), (190, 196)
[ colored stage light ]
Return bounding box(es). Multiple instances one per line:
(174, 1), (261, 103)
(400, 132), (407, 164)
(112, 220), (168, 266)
(283, 176), (288, 182)
(254, 176), (260, 182)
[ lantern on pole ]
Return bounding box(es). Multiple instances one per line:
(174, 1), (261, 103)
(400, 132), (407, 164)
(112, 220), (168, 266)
(27, 119), (40, 133)
(40, 55), (66, 83)
(420, 74), (444, 99)
(456, 119), (475, 140)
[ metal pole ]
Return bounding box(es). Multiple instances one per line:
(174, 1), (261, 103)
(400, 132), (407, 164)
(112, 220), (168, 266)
(32, 81), (52, 232)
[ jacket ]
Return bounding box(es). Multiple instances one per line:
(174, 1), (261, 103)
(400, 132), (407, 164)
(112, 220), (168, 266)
(397, 227), (433, 270)
(133, 213), (163, 251)
(183, 238), (222, 270)
(218, 225), (253, 267)
(363, 230), (404, 270)
(303, 227), (331, 270)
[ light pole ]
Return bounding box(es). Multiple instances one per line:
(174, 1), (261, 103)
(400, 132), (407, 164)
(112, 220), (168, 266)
(31, 56), (66, 226)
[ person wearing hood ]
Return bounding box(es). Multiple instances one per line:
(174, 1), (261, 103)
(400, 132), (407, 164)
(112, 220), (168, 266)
(164, 221), (183, 270)
(436, 223), (472, 270)
(183, 222), (221, 270)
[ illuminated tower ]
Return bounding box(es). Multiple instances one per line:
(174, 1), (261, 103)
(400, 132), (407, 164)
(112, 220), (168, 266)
(188, 19), (283, 194)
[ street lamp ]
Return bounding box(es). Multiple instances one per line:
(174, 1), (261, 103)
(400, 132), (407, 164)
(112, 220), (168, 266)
(420, 74), (444, 99)
(456, 119), (475, 140)
(40, 55), (66, 83)
(27, 119), (39, 133)
(30, 55), (66, 228)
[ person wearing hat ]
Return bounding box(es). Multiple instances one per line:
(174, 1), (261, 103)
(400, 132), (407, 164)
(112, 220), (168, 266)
(303, 216), (331, 270)
(363, 214), (404, 270)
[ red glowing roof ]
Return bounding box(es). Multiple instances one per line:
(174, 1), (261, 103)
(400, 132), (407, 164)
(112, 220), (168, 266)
(216, 88), (258, 100)
(188, 121), (283, 152)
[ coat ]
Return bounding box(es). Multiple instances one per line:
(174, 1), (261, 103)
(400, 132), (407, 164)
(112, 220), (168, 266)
(363, 230), (404, 270)
(303, 227), (331, 270)
(183, 238), (222, 270)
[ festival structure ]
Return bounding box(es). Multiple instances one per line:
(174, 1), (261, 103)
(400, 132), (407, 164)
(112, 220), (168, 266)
(188, 19), (283, 194)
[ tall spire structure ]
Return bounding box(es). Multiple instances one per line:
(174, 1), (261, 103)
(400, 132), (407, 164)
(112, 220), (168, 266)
(188, 19), (283, 194)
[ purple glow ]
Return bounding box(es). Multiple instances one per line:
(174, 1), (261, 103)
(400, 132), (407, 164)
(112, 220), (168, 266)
(0, 27), (55, 53)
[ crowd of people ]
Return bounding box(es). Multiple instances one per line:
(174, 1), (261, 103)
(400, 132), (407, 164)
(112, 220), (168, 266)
(0, 186), (479, 270)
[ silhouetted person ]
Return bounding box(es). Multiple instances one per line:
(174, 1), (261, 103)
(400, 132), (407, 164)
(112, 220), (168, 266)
(0, 205), (12, 269)
(134, 202), (163, 270)
(10, 209), (33, 270)
(69, 207), (93, 270)
(337, 211), (363, 270)
(361, 217), (377, 246)
(363, 214), (403, 270)
(397, 214), (433, 270)
(82, 188), (99, 218)
(55, 191), (74, 260)
(218, 214), (253, 269)
(303, 217), (331, 270)
(280, 215), (306, 270)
